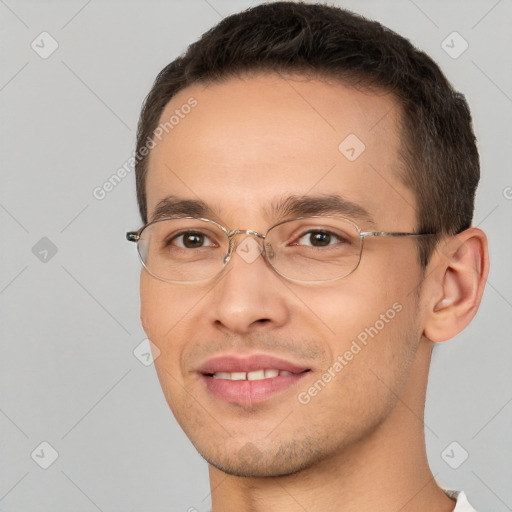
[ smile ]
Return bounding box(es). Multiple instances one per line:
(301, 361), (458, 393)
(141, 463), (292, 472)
(211, 369), (296, 380)
(197, 354), (312, 405)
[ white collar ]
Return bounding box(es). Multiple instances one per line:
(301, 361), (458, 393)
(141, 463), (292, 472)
(444, 490), (478, 512)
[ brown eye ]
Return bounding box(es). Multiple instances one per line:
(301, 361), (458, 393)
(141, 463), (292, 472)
(308, 232), (331, 246)
(296, 230), (344, 247)
(170, 231), (214, 249)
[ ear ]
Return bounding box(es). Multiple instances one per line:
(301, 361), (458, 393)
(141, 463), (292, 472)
(423, 227), (489, 343)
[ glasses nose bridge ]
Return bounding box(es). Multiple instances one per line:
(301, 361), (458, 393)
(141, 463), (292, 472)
(223, 228), (267, 263)
(228, 228), (266, 240)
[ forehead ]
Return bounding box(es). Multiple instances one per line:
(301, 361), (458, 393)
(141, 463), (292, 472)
(145, 73), (416, 229)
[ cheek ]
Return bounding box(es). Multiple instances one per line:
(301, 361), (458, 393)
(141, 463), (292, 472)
(140, 273), (166, 341)
(296, 246), (422, 369)
(139, 273), (200, 357)
(140, 274), (201, 407)
(297, 277), (408, 346)
(295, 282), (420, 423)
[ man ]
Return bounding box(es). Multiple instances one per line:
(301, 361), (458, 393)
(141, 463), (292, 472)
(126, 2), (489, 510)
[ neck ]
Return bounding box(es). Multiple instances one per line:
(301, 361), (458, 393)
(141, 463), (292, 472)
(208, 340), (456, 512)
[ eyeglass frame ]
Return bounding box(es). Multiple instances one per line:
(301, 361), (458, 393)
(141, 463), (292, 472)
(126, 215), (436, 284)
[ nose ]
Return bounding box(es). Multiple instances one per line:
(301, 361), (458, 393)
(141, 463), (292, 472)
(209, 234), (290, 334)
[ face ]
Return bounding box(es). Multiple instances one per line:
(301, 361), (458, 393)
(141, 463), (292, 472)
(140, 74), (426, 477)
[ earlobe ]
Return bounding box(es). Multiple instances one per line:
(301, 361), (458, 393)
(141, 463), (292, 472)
(423, 228), (489, 343)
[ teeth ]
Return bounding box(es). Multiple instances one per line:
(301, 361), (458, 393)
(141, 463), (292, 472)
(247, 369), (265, 381)
(212, 369), (293, 381)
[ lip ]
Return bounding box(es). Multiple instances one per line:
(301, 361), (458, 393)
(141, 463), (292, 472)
(197, 354), (310, 374)
(197, 353), (311, 405)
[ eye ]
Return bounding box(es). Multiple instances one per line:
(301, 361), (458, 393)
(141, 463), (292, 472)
(295, 230), (346, 247)
(168, 231), (216, 249)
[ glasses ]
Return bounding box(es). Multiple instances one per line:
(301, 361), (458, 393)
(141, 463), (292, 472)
(126, 216), (434, 284)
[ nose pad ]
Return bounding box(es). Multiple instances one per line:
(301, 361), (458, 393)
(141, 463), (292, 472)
(265, 241), (275, 259)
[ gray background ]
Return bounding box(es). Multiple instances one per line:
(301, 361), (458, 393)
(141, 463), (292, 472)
(1, 0), (511, 510)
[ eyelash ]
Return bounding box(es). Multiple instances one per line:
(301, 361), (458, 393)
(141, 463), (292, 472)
(166, 231), (217, 249)
(165, 229), (348, 249)
(291, 230), (348, 247)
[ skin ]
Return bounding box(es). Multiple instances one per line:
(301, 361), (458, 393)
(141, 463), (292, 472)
(139, 74), (489, 512)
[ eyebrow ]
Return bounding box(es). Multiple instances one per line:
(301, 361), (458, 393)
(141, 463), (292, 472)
(150, 194), (376, 227)
(268, 194), (376, 227)
(150, 196), (214, 222)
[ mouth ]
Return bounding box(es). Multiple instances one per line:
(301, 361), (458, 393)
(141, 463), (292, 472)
(197, 354), (312, 405)
(210, 369), (299, 380)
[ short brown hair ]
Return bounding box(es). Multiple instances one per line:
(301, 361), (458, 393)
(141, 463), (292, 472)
(134, 1), (479, 267)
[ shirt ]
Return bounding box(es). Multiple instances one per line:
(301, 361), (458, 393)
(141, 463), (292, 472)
(446, 490), (478, 512)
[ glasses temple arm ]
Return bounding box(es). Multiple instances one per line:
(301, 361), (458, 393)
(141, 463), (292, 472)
(360, 231), (437, 238)
(126, 232), (140, 242)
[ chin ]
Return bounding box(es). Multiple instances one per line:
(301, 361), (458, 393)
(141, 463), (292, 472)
(200, 439), (326, 478)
